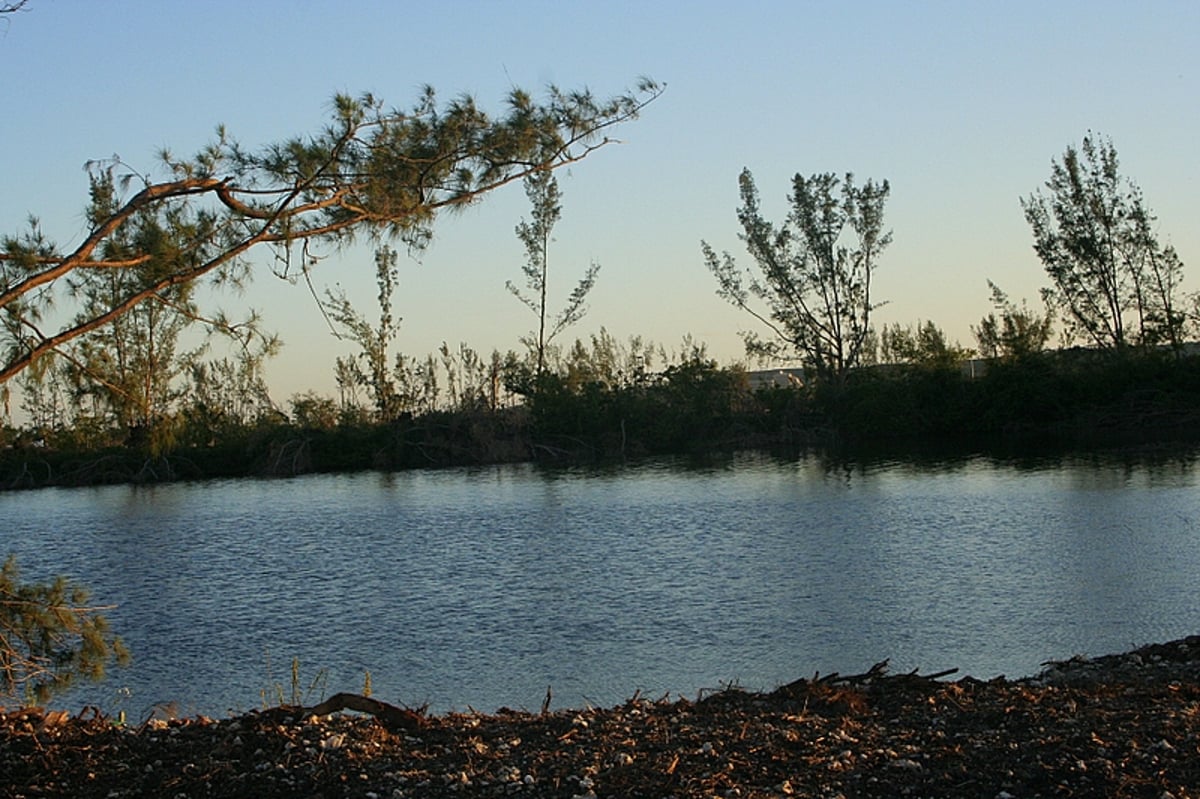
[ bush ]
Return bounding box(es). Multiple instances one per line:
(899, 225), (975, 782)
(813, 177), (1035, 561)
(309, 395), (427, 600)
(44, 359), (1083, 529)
(0, 555), (129, 706)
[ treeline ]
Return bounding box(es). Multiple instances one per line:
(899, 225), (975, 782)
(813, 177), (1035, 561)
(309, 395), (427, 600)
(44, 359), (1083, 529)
(4, 77), (1197, 493)
(826, 345), (1200, 443)
(4, 338), (1199, 490)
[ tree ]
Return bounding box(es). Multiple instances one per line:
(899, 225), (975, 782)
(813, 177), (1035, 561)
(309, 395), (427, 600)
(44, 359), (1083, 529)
(703, 167), (891, 383)
(180, 346), (280, 445)
(10, 166), (277, 450)
(972, 281), (1054, 360)
(323, 246), (404, 421)
(438, 341), (500, 412)
(1, 80), (662, 384)
(1022, 133), (1188, 350)
(57, 167), (205, 448)
(506, 168), (599, 382)
(879, 320), (973, 369)
(289, 391), (339, 430)
(1, 554), (129, 705)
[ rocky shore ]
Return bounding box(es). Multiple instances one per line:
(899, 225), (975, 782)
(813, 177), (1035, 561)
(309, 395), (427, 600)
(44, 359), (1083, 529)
(3, 636), (1199, 798)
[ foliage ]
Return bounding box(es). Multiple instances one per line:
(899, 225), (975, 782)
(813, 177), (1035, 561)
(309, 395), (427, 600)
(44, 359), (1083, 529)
(438, 342), (507, 413)
(392, 352), (442, 415)
(66, 168), (199, 429)
(658, 357), (753, 444)
(289, 391), (340, 431)
(973, 281), (1055, 360)
(879, 320), (973, 369)
(561, 328), (659, 392)
(703, 168), (891, 383)
(503, 327), (659, 400)
(0, 79), (662, 384)
(11, 329), (1200, 490)
(1022, 133), (1189, 350)
(516, 332), (759, 456)
(180, 348), (280, 446)
(0, 555), (129, 705)
(13, 301), (278, 457)
(6, 162), (269, 453)
(324, 246), (404, 421)
(507, 169), (600, 380)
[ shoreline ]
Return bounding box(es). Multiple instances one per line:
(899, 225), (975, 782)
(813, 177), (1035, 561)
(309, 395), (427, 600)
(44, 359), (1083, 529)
(4, 635), (1199, 798)
(5, 427), (1199, 495)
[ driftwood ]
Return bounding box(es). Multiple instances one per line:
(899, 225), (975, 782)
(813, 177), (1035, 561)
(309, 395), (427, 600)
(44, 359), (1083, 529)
(817, 658), (958, 685)
(776, 658), (960, 696)
(263, 692), (425, 733)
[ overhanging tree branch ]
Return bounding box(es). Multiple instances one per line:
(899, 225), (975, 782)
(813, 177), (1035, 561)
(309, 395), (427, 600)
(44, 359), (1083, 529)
(0, 179), (225, 310)
(2, 79), (663, 382)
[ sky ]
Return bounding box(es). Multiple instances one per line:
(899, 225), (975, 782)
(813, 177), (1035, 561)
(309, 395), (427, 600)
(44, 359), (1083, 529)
(2, 1), (1198, 404)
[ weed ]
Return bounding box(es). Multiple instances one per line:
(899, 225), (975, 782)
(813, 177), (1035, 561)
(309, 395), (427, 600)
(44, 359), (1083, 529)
(261, 651), (328, 708)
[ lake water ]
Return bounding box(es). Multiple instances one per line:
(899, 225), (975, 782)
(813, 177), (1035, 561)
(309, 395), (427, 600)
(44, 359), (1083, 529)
(3, 448), (1200, 719)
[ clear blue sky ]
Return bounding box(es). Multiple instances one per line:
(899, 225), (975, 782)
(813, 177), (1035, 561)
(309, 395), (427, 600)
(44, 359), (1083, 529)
(2, 1), (1197, 402)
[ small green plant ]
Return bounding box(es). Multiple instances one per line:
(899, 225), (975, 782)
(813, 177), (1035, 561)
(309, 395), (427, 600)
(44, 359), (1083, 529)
(260, 652), (328, 708)
(0, 554), (130, 705)
(362, 669), (372, 698)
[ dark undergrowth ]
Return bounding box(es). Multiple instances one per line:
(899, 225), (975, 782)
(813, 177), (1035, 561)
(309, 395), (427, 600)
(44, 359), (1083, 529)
(5, 348), (1200, 491)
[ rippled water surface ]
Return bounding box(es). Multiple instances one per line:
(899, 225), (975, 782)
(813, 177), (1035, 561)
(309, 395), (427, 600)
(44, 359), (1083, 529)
(4, 449), (1200, 717)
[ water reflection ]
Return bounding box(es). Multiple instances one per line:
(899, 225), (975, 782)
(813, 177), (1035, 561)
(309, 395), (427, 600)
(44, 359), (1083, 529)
(2, 446), (1199, 718)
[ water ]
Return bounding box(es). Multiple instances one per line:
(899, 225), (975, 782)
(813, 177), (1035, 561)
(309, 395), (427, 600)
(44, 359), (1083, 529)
(3, 449), (1199, 718)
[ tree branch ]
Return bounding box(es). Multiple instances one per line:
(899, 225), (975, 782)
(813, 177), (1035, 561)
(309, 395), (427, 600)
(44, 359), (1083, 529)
(2, 82), (662, 383)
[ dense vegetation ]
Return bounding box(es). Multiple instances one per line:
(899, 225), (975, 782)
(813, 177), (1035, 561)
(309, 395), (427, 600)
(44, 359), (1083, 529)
(4, 342), (1199, 491)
